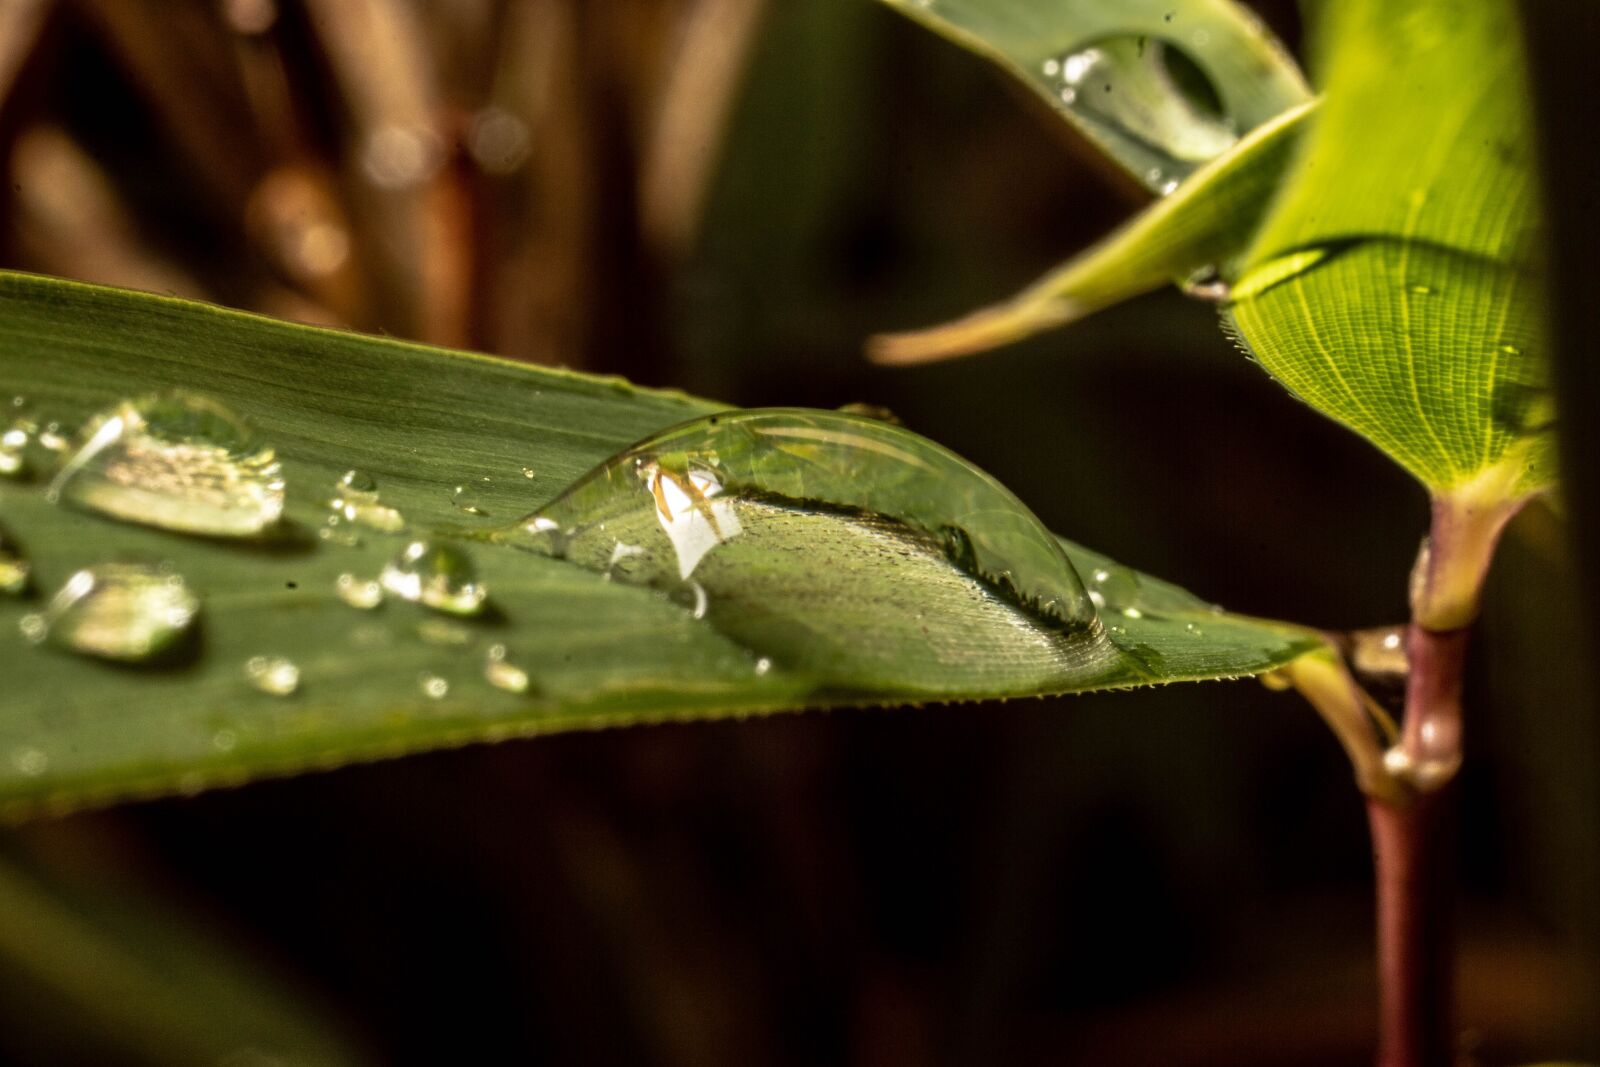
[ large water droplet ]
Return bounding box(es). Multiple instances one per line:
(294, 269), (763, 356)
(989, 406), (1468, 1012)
(501, 410), (1127, 690)
(19, 563), (199, 663)
(1042, 36), (1237, 191)
(245, 655), (300, 696)
(0, 524), (30, 595)
(507, 408), (1098, 636)
(380, 539), (488, 616)
(48, 393), (284, 537)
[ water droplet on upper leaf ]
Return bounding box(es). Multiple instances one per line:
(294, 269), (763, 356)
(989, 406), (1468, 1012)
(20, 563), (199, 663)
(380, 539), (488, 616)
(419, 673), (450, 699)
(48, 392), (285, 537)
(1041, 35), (1237, 191)
(245, 655), (300, 696)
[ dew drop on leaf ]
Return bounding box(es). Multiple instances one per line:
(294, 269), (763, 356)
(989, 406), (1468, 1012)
(335, 572), (384, 610)
(245, 655), (300, 696)
(1040, 35), (1237, 189)
(19, 563), (199, 663)
(380, 539), (488, 616)
(504, 409), (1112, 688)
(484, 643), (531, 694)
(47, 392), (285, 537)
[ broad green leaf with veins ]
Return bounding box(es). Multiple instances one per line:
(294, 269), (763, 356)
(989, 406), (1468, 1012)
(877, 0), (1309, 193)
(1225, 0), (1551, 495)
(0, 273), (1322, 816)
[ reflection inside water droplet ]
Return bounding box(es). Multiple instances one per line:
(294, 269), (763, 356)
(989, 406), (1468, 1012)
(20, 563), (199, 663)
(48, 392), (284, 537)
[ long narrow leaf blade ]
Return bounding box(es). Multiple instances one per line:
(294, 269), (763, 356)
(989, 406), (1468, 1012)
(0, 273), (1323, 815)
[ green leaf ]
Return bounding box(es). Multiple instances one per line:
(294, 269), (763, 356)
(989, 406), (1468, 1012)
(1224, 0), (1551, 497)
(869, 98), (1315, 364)
(0, 272), (1322, 815)
(877, 0), (1309, 192)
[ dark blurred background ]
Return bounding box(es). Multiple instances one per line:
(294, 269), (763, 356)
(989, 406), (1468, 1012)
(1, 1), (1597, 1063)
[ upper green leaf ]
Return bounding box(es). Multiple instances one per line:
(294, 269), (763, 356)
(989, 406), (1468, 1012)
(0, 273), (1322, 815)
(878, 0), (1309, 192)
(1224, 0), (1551, 495)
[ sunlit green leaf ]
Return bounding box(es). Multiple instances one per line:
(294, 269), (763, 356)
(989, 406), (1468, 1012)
(0, 273), (1323, 815)
(1224, 0), (1551, 496)
(877, 0), (1309, 192)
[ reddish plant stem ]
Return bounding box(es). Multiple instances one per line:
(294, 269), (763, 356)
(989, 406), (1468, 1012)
(1368, 624), (1470, 1067)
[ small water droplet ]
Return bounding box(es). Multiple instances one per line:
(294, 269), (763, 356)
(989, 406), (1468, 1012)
(419, 673), (449, 699)
(1042, 57), (1061, 77)
(754, 656), (773, 676)
(1184, 621), (1203, 636)
(451, 482), (487, 515)
(328, 471), (404, 533)
(38, 421), (70, 453)
(11, 747), (47, 777)
(1409, 284), (1433, 295)
(1122, 606), (1143, 619)
(0, 420), (28, 477)
(0, 523), (31, 595)
(1108, 623), (1127, 636)
(245, 655), (300, 696)
(380, 540), (487, 616)
(484, 643), (531, 694)
(340, 469), (377, 494)
(521, 467), (536, 479)
(20, 563), (199, 662)
(212, 729), (239, 752)
(48, 392), (284, 537)
(1496, 343), (1521, 356)
(335, 572), (384, 609)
